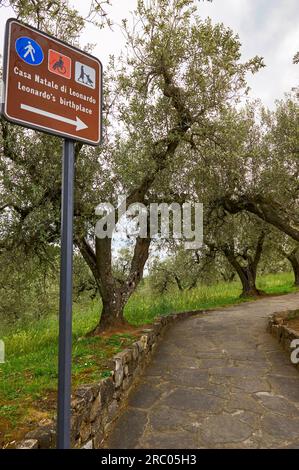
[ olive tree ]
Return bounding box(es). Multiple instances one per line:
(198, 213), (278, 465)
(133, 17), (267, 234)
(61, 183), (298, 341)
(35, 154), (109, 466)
(0, 0), (263, 331)
(204, 211), (269, 297)
(219, 93), (299, 242)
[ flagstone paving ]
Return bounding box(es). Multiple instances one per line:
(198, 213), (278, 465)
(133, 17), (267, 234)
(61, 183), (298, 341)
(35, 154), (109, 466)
(106, 293), (299, 449)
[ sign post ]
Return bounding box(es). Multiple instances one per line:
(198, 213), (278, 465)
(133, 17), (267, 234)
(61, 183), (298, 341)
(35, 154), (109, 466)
(1, 19), (102, 449)
(57, 139), (74, 449)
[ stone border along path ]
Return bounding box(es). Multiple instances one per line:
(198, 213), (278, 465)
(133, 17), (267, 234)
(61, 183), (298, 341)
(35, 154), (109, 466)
(105, 293), (299, 449)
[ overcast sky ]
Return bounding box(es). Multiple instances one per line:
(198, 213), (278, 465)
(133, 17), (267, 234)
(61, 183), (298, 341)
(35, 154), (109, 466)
(1, 0), (298, 109)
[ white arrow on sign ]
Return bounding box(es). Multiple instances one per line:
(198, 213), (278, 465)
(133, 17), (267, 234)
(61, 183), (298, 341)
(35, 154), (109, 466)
(20, 104), (88, 131)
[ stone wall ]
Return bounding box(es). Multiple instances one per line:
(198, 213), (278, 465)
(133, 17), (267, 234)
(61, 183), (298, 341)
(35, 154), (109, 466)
(268, 309), (299, 372)
(16, 310), (201, 449)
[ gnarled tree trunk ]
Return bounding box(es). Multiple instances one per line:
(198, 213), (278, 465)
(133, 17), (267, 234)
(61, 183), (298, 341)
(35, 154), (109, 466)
(239, 266), (263, 297)
(77, 235), (151, 333)
(222, 232), (265, 298)
(286, 247), (299, 287)
(99, 291), (127, 331)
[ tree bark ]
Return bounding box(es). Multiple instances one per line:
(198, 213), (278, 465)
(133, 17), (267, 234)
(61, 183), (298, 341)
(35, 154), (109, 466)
(76, 235), (151, 333)
(99, 291), (127, 331)
(286, 248), (299, 287)
(174, 274), (183, 291)
(239, 267), (263, 297)
(219, 196), (299, 243)
(222, 233), (265, 298)
(224, 252), (262, 297)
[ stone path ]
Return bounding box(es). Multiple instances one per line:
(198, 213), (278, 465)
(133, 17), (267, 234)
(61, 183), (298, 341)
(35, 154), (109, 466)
(107, 293), (299, 449)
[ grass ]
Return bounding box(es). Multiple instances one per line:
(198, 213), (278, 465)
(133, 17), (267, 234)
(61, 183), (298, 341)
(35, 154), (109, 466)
(0, 271), (297, 446)
(125, 271), (297, 325)
(0, 297), (140, 446)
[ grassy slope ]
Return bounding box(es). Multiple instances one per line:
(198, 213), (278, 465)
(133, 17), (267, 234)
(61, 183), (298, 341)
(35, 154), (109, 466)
(0, 272), (296, 445)
(126, 272), (296, 324)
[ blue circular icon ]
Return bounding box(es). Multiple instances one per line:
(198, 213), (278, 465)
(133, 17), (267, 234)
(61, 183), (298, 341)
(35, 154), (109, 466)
(15, 36), (44, 66)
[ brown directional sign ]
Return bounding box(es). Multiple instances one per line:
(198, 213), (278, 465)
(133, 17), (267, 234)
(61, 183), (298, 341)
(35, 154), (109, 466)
(2, 19), (102, 145)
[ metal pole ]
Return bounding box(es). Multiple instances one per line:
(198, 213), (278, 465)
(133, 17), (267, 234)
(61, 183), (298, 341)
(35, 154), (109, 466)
(57, 139), (75, 449)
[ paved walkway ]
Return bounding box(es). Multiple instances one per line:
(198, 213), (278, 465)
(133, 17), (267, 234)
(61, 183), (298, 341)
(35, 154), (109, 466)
(107, 293), (299, 449)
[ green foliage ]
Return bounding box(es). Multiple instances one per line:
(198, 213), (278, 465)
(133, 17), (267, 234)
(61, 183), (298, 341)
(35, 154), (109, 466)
(125, 271), (296, 324)
(3, 0), (110, 43)
(73, 253), (98, 300)
(0, 248), (59, 327)
(0, 249), (99, 328)
(149, 248), (203, 293)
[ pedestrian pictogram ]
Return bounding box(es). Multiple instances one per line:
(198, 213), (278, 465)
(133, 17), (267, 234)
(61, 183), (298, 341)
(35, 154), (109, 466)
(75, 61), (96, 89)
(15, 36), (43, 65)
(24, 41), (35, 61)
(48, 49), (71, 79)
